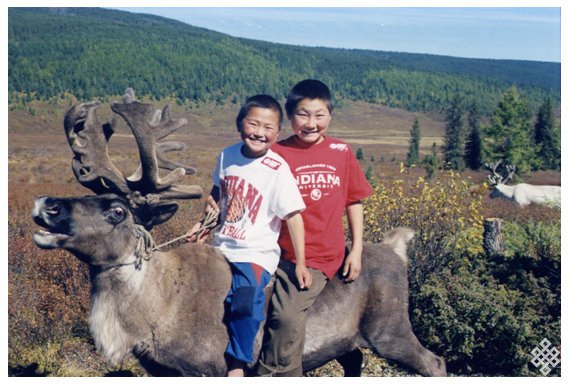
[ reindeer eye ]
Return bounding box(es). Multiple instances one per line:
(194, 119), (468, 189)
(106, 206), (126, 224)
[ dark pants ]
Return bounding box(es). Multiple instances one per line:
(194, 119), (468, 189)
(256, 259), (328, 376)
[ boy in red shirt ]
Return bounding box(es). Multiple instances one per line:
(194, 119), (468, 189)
(256, 79), (373, 376)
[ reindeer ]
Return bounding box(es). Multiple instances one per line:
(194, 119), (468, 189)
(32, 89), (446, 377)
(486, 161), (561, 208)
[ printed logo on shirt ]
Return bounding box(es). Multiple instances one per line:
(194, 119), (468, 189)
(330, 143), (348, 151)
(225, 194), (245, 223)
(310, 189), (322, 201)
(261, 156), (282, 170)
(293, 163), (340, 200)
(219, 175), (264, 240)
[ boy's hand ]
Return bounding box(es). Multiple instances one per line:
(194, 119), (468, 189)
(186, 192), (221, 244)
(342, 250), (362, 283)
(295, 263), (313, 290)
(185, 222), (210, 243)
(204, 196), (220, 214)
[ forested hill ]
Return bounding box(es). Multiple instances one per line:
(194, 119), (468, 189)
(9, 7), (560, 114)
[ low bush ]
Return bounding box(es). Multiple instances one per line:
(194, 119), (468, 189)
(363, 166), (485, 291)
(411, 220), (560, 376)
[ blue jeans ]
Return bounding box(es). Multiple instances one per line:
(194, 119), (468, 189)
(225, 262), (272, 363)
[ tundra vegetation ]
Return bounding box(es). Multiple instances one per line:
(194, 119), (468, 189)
(362, 168), (560, 375)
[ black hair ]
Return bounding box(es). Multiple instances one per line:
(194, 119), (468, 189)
(284, 79), (334, 118)
(236, 94), (283, 131)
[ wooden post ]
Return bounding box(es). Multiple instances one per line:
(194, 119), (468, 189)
(483, 218), (504, 257)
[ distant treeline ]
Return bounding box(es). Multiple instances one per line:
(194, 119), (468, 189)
(8, 7), (560, 114)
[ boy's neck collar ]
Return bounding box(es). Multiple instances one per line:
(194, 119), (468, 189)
(240, 144), (268, 159)
(292, 135), (327, 148)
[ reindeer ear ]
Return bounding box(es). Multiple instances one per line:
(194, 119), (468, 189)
(134, 203), (179, 229)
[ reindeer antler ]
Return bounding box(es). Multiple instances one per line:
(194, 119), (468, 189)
(64, 101), (131, 195)
(485, 160), (503, 186)
(503, 165), (516, 185)
(485, 160), (517, 186)
(64, 89), (203, 204)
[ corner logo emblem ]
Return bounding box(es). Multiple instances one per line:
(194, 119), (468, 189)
(262, 157), (282, 170)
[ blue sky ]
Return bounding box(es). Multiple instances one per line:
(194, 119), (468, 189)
(112, 7), (561, 62)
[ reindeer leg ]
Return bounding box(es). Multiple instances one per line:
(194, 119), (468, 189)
(366, 321), (446, 377)
(336, 349), (365, 377)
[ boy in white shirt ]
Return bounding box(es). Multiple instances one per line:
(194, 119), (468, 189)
(188, 95), (305, 376)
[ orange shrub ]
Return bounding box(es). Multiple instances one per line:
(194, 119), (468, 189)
(362, 165), (485, 289)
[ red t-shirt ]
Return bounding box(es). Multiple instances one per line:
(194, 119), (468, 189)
(272, 136), (373, 279)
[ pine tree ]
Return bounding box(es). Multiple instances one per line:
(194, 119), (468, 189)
(406, 117), (421, 166)
(356, 147), (364, 160)
(443, 95), (465, 170)
(533, 97), (560, 170)
(483, 87), (534, 174)
(365, 164), (374, 182)
(424, 142), (439, 179)
(464, 103), (483, 170)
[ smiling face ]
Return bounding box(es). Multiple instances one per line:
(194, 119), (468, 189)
(290, 98), (332, 147)
(239, 106), (281, 158)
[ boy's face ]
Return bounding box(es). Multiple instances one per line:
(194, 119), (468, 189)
(290, 98), (331, 146)
(239, 106), (281, 158)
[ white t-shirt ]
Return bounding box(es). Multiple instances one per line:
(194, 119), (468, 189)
(212, 143), (305, 274)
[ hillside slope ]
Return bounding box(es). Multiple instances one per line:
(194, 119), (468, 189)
(8, 7), (560, 113)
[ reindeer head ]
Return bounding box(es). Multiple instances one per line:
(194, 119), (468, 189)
(32, 89), (203, 267)
(485, 160), (516, 199)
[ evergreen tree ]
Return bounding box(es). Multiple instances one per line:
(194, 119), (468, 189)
(365, 164), (374, 182)
(482, 87), (534, 174)
(443, 95), (465, 170)
(424, 142), (439, 179)
(464, 103), (483, 170)
(533, 97), (560, 170)
(356, 147), (364, 160)
(406, 117), (421, 166)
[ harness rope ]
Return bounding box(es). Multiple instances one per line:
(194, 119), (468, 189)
(133, 225), (156, 269)
(133, 209), (220, 268)
(181, 208), (220, 245)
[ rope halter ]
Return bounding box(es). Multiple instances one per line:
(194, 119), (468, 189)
(134, 225), (157, 269)
(131, 208), (220, 269)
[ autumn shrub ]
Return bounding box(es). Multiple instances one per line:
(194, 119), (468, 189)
(363, 165), (485, 291)
(411, 219), (560, 376)
(494, 220), (560, 347)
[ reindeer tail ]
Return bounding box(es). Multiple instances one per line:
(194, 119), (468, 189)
(380, 228), (415, 264)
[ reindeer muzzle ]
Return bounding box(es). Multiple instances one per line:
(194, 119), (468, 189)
(32, 197), (71, 249)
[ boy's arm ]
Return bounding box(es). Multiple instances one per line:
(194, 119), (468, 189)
(186, 186), (220, 243)
(285, 211), (312, 289)
(205, 185), (220, 212)
(343, 201), (364, 282)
